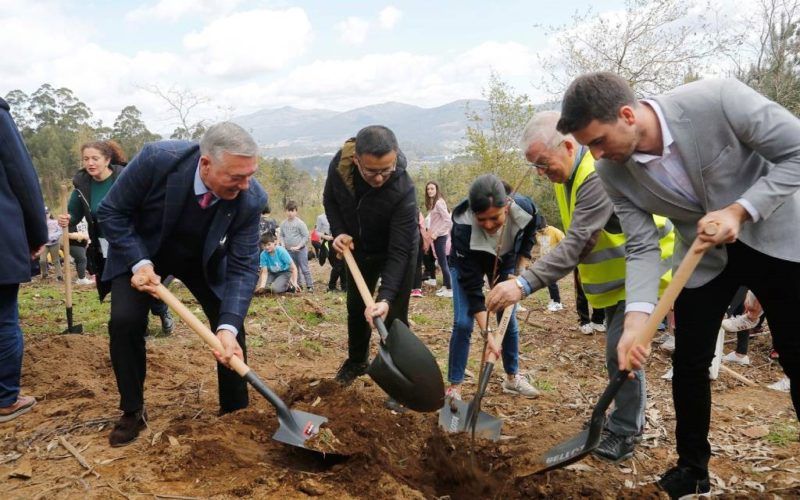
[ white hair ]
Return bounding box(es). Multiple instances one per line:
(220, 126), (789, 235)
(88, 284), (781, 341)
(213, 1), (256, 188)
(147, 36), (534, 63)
(520, 110), (574, 153)
(200, 122), (259, 161)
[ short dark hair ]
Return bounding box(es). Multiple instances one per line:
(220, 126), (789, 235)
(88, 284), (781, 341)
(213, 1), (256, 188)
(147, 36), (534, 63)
(557, 72), (636, 134)
(355, 125), (398, 157)
(468, 174), (508, 214)
(260, 233), (276, 245)
(285, 200), (298, 211)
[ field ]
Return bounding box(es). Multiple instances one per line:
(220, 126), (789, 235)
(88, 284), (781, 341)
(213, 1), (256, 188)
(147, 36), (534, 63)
(1, 262), (798, 499)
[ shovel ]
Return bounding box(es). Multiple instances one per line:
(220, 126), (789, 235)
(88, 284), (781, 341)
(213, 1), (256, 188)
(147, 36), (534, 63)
(341, 247), (444, 412)
(153, 284), (328, 452)
(439, 304), (514, 441)
(533, 225), (716, 474)
(60, 184), (83, 334)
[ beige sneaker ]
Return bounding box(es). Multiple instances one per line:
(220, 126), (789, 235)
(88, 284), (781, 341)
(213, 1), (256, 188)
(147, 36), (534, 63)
(502, 374), (540, 398)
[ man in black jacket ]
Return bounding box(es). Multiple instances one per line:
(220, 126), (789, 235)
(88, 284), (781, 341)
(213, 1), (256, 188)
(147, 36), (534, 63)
(323, 125), (419, 386)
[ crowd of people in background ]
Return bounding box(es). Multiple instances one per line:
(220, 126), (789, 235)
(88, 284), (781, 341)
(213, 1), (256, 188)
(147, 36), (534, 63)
(2, 71), (799, 500)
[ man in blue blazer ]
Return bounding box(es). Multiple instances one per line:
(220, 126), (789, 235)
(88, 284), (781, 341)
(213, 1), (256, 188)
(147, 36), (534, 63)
(558, 73), (800, 498)
(0, 97), (48, 423)
(98, 122), (268, 447)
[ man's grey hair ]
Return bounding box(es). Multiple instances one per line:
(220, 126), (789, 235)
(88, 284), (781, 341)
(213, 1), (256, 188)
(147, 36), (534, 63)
(520, 111), (572, 152)
(200, 122), (259, 161)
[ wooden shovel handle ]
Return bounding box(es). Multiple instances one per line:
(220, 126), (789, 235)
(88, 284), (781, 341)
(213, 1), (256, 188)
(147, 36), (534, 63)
(60, 184), (73, 307)
(484, 305), (514, 364)
(631, 224), (718, 358)
(341, 247), (375, 307)
(153, 283), (250, 378)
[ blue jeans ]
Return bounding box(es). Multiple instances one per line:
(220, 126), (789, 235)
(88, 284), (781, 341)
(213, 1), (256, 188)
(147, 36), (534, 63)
(447, 267), (519, 383)
(0, 284), (23, 407)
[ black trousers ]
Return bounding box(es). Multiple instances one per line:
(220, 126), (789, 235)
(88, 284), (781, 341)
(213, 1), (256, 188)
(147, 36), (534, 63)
(673, 241), (800, 474)
(109, 268), (248, 414)
(345, 249), (416, 363)
(574, 269), (605, 324)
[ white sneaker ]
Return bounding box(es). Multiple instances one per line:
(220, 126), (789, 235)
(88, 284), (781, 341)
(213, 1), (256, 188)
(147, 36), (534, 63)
(436, 287), (453, 298)
(547, 300), (563, 312)
(445, 386), (462, 401)
(721, 314), (759, 332)
(424, 278), (437, 287)
(722, 351), (750, 365)
(579, 323), (594, 335)
(591, 321), (606, 333)
(659, 334), (676, 352)
(501, 374), (540, 398)
(768, 376), (791, 392)
(75, 277), (93, 285)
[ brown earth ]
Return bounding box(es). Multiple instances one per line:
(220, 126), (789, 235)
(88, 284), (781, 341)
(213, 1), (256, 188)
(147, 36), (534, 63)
(1, 263), (798, 498)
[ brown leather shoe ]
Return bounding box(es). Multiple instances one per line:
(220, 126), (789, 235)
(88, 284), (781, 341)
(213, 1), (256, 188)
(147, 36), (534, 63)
(0, 395), (36, 423)
(109, 409), (147, 447)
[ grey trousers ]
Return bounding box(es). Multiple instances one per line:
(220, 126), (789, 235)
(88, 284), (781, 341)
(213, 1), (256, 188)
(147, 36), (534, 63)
(605, 301), (647, 436)
(266, 271), (292, 293)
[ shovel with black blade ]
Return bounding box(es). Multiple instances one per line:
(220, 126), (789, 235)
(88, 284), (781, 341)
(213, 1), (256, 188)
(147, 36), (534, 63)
(439, 304), (514, 441)
(531, 226), (716, 474)
(60, 184), (83, 335)
(342, 247), (445, 413)
(153, 284), (328, 453)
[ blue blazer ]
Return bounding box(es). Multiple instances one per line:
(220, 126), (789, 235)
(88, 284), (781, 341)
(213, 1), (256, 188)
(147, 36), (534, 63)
(97, 141), (268, 331)
(0, 98), (48, 285)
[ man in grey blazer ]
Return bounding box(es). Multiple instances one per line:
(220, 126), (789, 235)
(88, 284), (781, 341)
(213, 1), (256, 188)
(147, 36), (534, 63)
(557, 72), (800, 499)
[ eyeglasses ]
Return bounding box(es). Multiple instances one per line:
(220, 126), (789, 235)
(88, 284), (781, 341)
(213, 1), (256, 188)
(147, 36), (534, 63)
(528, 140), (566, 171)
(356, 159), (396, 179)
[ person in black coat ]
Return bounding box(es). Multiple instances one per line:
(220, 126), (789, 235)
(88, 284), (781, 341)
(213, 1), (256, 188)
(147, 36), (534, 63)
(323, 125), (419, 386)
(0, 97), (48, 423)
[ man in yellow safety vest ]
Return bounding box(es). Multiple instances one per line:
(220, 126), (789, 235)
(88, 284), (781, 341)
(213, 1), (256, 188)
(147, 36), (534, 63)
(486, 110), (675, 463)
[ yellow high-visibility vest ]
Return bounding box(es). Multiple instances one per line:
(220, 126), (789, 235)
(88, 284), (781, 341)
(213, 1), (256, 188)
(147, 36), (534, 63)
(554, 152), (674, 308)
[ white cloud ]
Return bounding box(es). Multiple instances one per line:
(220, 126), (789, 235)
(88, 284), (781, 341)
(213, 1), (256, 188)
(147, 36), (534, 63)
(336, 16), (370, 45)
(378, 6), (402, 29)
(126, 0), (245, 22)
(183, 8), (312, 78)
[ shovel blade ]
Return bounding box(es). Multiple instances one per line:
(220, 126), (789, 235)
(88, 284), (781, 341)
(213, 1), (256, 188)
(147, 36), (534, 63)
(537, 428), (597, 473)
(273, 409), (328, 450)
(367, 319), (444, 412)
(438, 398), (502, 441)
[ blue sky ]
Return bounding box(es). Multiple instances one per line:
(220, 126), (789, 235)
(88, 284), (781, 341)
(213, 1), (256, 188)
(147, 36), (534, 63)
(0, 0), (751, 133)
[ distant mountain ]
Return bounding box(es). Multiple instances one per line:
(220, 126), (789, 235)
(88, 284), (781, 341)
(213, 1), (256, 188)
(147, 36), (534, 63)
(232, 99), (490, 171)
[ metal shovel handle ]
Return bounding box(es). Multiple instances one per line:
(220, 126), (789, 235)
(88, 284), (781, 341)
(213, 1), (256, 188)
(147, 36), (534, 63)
(60, 184), (73, 308)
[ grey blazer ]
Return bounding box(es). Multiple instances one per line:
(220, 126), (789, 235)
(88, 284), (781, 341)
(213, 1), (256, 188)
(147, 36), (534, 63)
(594, 78), (800, 306)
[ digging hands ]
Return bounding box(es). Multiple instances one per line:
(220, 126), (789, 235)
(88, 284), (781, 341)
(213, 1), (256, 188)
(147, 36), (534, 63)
(617, 311), (651, 377)
(485, 279), (522, 312)
(131, 264), (161, 297)
(332, 233), (354, 255)
(365, 301), (389, 329)
(213, 329), (243, 369)
(696, 203), (748, 250)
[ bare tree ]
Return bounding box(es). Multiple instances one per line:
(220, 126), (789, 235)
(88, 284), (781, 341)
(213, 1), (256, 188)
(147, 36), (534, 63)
(140, 84), (211, 140)
(537, 0), (742, 96)
(733, 0), (800, 114)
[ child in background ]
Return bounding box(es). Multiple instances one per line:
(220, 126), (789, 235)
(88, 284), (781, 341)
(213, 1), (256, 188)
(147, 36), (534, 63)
(256, 233), (299, 294)
(40, 207), (63, 280)
(279, 200), (314, 292)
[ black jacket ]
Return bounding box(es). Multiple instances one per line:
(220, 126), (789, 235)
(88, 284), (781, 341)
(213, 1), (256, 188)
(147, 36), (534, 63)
(450, 194), (537, 316)
(322, 139), (418, 303)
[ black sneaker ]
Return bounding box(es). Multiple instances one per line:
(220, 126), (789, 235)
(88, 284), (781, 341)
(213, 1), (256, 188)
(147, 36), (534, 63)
(334, 359), (368, 386)
(160, 310), (174, 336)
(594, 429), (636, 462)
(657, 465), (710, 499)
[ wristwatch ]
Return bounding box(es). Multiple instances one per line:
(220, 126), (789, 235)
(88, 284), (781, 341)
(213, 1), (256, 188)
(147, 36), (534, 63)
(515, 276), (529, 297)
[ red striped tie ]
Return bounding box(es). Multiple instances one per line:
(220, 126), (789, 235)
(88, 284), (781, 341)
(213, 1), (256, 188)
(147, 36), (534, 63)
(198, 191), (214, 209)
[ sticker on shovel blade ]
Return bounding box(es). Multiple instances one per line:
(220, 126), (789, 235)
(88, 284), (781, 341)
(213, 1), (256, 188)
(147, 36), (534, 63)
(304, 422), (317, 436)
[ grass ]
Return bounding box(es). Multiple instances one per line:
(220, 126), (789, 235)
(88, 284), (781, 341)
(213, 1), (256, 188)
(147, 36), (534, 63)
(534, 378), (556, 392)
(410, 313), (431, 325)
(301, 339), (324, 353)
(765, 421), (799, 447)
